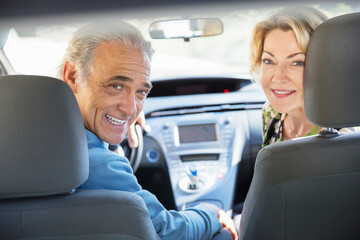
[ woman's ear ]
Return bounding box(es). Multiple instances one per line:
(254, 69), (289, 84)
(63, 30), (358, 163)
(62, 61), (79, 94)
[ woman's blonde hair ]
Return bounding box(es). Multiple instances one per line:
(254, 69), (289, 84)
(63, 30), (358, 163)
(249, 6), (327, 78)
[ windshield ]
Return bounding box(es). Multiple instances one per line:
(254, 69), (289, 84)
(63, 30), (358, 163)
(2, 2), (359, 79)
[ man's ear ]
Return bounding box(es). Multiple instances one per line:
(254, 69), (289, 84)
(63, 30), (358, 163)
(63, 61), (79, 94)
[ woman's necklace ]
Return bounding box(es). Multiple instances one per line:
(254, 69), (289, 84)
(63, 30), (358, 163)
(287, 116), (314, 138)
(288, 121), (299, 138)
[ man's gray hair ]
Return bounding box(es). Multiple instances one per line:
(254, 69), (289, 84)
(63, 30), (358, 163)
(57, 21), (154, 84)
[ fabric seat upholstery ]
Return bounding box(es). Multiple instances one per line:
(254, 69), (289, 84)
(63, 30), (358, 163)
(0, 75), (159, 240)
(240, 12), (360, 240)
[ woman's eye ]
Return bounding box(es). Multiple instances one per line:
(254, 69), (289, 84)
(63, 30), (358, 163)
(262, 58), (273, 65)
(293, 61), (305, 66)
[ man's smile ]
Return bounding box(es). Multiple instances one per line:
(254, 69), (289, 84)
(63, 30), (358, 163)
(105, 113), (127, 126)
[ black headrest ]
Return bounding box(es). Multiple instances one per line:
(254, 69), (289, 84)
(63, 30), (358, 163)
(0, 75), (88, 199)
(304, 12), (360, 128)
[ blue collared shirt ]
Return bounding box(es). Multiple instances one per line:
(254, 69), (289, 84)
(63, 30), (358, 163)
(79, 129), (221, 240)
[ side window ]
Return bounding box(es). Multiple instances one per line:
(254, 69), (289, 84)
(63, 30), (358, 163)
(0, 49), (13, 75)
(0, 62), (5, 75)
(0, 29), (10, 75)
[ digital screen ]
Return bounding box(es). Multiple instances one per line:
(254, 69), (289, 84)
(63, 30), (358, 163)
(180, 154), (219, 162)
(178, 123), (217, 144)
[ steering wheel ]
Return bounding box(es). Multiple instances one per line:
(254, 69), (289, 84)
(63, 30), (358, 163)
(120, 124), (144, 173)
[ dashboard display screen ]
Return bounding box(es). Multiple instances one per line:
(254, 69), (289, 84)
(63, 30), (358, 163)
(178, 123), (217, 143)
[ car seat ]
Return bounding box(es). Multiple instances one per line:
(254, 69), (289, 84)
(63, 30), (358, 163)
(0, 75), (159, 240)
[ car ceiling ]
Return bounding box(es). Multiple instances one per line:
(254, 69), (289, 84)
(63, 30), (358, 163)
(0, 0), (353, 20)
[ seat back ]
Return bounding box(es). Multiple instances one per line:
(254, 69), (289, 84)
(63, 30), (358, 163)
(240, 13), (360, 240)
(0, 75), (159, 240)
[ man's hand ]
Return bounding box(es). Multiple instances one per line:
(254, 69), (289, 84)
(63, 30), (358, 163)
(196, 203), (238, 240)
(218, 210), (238, 240)
(127, 111), (146, 148)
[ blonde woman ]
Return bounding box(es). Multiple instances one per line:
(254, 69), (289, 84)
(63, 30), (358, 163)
(234, 7), (330, 234)
(249, 6), (331, 147)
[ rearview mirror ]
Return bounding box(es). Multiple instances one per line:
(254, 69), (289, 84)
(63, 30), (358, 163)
(149, 18), (223, 41)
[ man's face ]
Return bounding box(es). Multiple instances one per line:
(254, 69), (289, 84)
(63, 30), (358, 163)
(75, 42), (151, 145)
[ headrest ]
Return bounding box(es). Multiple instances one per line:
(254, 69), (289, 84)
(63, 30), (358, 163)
(304, 12), (360, 128)
(0, 75), (88, 199)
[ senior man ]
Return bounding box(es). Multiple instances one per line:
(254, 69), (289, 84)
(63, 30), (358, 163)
(58, 22), (237, 240)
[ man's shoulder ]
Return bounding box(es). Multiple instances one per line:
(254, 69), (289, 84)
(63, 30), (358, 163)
(85, 129), (105, 148)
(85, 129), (130, 167)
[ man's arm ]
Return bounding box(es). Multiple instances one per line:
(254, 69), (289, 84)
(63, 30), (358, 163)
(81, 132), (222, 240)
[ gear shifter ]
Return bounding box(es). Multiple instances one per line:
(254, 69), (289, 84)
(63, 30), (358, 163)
(186, 165), (198, 190)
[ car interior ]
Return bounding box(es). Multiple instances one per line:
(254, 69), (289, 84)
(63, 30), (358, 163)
(0, 0), (359, 239)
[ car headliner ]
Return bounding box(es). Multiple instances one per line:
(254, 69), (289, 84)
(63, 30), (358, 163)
(0, 0), (354, 20)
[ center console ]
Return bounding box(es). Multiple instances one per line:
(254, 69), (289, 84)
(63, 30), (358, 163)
(145, 110), (250, 211)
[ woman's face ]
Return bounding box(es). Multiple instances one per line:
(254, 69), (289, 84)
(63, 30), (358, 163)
(260, 29), (305, 114)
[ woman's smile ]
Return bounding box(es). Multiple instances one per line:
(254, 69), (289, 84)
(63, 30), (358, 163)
(271, 88), (296, 98)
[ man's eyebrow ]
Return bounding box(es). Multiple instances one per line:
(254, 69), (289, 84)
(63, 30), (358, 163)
(110, 76), (152, 89)
(110, 76), (132, 82)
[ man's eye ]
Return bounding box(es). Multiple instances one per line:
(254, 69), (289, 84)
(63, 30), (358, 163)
(112, 84), (122, 90)
(138, 90), (150, 99)
(293, 60), (305, 66)
(262, 58), (273, 64)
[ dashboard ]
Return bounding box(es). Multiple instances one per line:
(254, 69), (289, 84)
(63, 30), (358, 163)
(137, 76), (266, 211)
(148, 77), (251, 97)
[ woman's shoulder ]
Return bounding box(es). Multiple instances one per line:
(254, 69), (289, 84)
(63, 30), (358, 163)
(262, 101), (272, 111)
(262, 101), (280, 116)
(262, 102), (282, 126)
(261, 102), (285, 147)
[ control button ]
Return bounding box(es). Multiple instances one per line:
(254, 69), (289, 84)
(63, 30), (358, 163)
(215, 173), (224, 180)
(163, 122), (170, 130)
(146, 149), (159, 163)
(224, 117), (231, 125)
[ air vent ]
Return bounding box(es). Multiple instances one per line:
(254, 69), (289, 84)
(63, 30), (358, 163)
(148, 103), (264, 117)
(148, 77), (251, 97)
